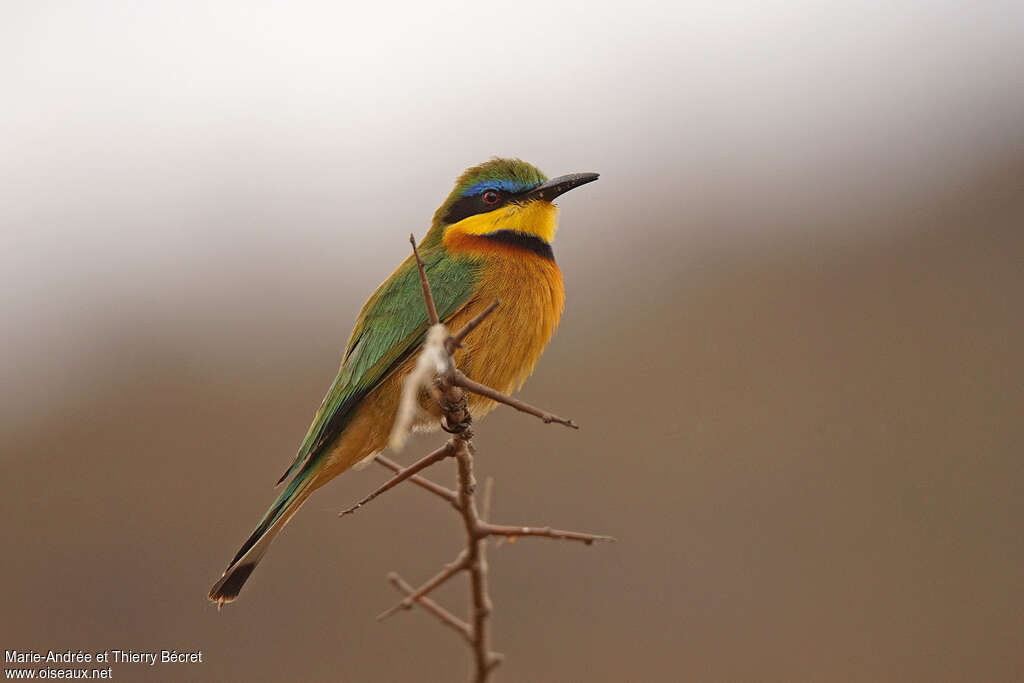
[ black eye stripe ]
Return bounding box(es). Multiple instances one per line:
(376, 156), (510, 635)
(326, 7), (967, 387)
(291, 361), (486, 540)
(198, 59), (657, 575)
(443, 191), (510, 224)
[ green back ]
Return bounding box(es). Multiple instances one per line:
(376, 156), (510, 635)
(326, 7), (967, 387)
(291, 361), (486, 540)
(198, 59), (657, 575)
(276, 245), (479, 485)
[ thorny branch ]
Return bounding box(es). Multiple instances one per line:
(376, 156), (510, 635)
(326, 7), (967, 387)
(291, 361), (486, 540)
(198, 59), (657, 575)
(341, 234), (613, 682)
(338, 443), (453, 516)
(451, 371), (579, 429)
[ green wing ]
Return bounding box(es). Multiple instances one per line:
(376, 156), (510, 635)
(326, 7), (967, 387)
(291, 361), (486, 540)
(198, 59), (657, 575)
(276, 248), (479, 485)
(214, 247), (478, 584)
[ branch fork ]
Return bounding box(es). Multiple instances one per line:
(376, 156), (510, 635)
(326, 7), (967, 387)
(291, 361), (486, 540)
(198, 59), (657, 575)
(341, 234), (612, 682)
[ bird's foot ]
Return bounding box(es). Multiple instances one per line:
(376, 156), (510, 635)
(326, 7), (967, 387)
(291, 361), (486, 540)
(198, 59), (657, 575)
(441, 414), (472, 435)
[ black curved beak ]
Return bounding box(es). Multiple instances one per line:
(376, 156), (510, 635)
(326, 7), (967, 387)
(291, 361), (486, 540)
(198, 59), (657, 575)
(525, 172), (600, 202)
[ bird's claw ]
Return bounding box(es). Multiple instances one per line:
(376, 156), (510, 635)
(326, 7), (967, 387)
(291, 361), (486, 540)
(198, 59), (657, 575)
(441, 416), (471, 434)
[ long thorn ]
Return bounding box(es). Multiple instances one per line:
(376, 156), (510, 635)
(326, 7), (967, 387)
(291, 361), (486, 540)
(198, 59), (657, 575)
(339, 443), (453, 516)
(449, 300), (500, 352)
(453, 371), (579, 429)
(480, 523), (615, 545)
(386, 573), (474, 644)
(374, 455), (457, 504)
(409, 234), (439, 325)
(377, 552), (469, 621)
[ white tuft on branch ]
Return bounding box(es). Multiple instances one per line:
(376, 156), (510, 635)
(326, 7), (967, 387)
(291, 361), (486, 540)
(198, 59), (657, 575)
(389, 323), (450, 451)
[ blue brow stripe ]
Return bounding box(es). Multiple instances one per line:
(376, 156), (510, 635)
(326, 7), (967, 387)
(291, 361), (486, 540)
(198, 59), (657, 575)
(462, 179), (534, 196)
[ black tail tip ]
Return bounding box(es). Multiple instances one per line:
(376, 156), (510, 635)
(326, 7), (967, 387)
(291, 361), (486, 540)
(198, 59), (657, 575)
(208, 563), (257, 607)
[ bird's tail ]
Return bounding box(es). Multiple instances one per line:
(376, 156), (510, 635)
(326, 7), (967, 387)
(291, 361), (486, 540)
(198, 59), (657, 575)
(208, 467), (318, 606)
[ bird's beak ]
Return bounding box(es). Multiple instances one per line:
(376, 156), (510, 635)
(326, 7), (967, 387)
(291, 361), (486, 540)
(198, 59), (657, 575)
(524, 172), (600, 202)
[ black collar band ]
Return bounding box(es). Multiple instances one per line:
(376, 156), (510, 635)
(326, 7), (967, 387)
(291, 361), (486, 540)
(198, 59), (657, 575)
(479, 230), (554, 260)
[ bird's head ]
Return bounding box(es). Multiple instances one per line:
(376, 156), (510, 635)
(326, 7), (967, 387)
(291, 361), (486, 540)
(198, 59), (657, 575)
(427, 158), (598, 254)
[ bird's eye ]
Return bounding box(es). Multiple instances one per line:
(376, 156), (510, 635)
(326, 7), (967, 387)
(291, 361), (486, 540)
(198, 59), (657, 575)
(482, 190), (500, 205)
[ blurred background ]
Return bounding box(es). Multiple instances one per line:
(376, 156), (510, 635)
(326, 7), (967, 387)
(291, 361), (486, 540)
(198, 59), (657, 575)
(2, 1), (1023, 681)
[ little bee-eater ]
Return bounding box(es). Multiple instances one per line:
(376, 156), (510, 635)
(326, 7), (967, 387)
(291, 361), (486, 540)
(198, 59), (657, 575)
(209, 158), (599, 605)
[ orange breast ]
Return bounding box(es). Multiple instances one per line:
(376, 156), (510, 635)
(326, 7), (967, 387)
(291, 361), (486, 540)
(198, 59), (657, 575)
(442, 233), (565, 417)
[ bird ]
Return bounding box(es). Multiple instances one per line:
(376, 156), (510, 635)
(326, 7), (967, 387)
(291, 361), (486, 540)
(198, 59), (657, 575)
(209, 158), (599, 606)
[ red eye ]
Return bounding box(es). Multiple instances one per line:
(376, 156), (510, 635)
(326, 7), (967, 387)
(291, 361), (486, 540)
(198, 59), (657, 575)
(482, 190), (500, 205)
